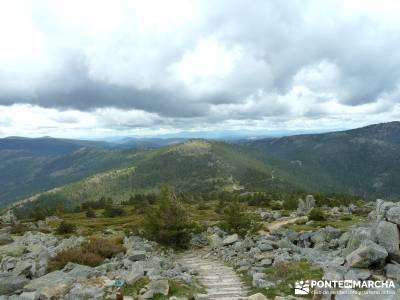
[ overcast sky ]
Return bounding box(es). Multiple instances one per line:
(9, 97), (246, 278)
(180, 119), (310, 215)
(1, 0), (400, 139)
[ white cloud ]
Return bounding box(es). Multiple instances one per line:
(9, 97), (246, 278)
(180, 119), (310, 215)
(0, 0), (399, 137)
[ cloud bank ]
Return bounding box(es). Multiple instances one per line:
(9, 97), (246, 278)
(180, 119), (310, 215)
(1, 0), (400, 137)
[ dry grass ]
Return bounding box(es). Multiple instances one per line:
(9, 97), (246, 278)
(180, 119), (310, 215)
(48, 236), (125, 271)
(10, 223), (30, 235)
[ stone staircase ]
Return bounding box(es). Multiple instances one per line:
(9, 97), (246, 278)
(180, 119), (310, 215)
(178, 253), (249, 300)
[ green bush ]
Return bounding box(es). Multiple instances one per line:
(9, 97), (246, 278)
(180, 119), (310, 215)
(340, 215), (352, 221)
(220, 200), (259, 237)
(56, 221), (76, 234)
(86, 208), (96, 218)
(308, 208), (326, 221)
(103, 206), (125, 218)
(143, 186), (194, 249)
(282, 198), (298, 210)
(196, 202), (209, 210)
(270, 201), (282, 210)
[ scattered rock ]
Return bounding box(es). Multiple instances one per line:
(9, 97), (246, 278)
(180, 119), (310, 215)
(297, 195), (315, 215)
(385, 263), (400, 280)
(222, 234), (239, 246)
(248, 293), (268, 300)
(346, 240), (388, 268)
(128, 250), (146, 261)
(386, 206), (400, 225)
(376, 221), (399, 254)
(0, 274), (29, 295)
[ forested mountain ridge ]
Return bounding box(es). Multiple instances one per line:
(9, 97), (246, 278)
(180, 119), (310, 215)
(12, 140), (303, 213)
(247, 121), (400, 199)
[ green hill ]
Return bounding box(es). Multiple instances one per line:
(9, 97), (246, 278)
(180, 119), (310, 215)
(12, 140), (303, 213)
(247, 121), (400, 199)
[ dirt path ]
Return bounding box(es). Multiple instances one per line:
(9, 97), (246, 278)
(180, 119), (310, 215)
(177, 252), (249, 300)
(266, 217), (301, 232)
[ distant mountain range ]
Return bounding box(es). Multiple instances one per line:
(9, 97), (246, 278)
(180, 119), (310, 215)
(1, 121), (400, 210)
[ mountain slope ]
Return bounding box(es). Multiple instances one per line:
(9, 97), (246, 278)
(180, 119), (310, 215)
(247, 121), (400, 199)
(13, 140), (304, 212)
(0, 137), (141, 207)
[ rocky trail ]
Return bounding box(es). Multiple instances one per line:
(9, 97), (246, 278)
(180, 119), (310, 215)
(265, 217), (301, 232)
(177, 252), (249, 300)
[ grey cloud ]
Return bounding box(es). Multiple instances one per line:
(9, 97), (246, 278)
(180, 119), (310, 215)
(0, 0), (400, 127)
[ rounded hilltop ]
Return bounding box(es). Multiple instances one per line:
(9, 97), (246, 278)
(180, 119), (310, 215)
(167, 139), (212, 156)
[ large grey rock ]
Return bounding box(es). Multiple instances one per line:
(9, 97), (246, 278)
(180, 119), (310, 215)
(64, 283), (104, 300)
(248, 293), (268, 300)
(344, 268), (371, 281)
(376, 199), (395, 222)
(389, 250), (400, 264)
(10, 291), (39, 300)
(346, 240), (388, 268)
(386, 206), (400, 225)
(0, 256), (17, 272)
(342, 226), (376, 256)
(297, 195), (315, 215)
(0, 243), (26, 257)
(24, 271), (73, 298)
(128, 250), (146, 261)
(311, 226), (342, 244)
(259, 258), (272, 267)
(222, 234), (239, 246)
(13, 259), (35, 277)
(376, 221), (399, 254)
(385, 263), (400, 281)
(0, 274), (29, 295)
(208, 234), (223, 248)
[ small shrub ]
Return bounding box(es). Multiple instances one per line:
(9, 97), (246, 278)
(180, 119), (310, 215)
(282, 198), (297, 210)
(340, 215), (352, 221)
(215, 199), (225, 214)
(122, 277), (151, 295)
(56, 221), (76, 234)
(270, 202), (282, 210)
(196, 203), (209, 210)
(10, 223), (30, 235)
(48, 237), (125, 271)
(103, 206), (125, 218)
(143, 186), (194, 249)
(308, 208), (326, 221)
(220, 200), (259, 237)
(86, 208), (96, 218)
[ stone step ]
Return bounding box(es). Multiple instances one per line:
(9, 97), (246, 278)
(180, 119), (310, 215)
(178, 252), (249, 299)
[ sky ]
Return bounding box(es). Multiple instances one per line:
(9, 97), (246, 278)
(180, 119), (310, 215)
(1, 0), (400, 139)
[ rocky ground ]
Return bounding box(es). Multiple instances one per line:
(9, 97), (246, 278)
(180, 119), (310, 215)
(1, 197), (400, 299)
